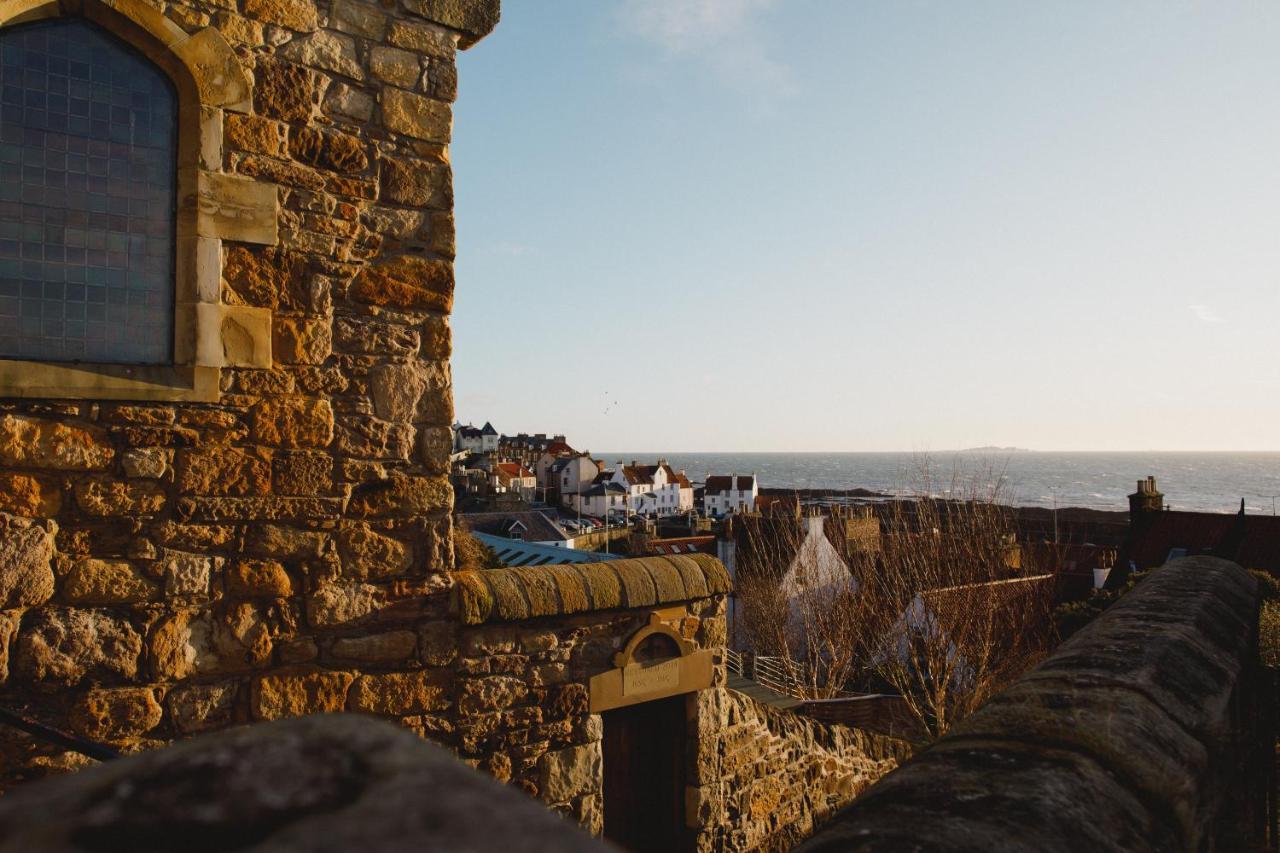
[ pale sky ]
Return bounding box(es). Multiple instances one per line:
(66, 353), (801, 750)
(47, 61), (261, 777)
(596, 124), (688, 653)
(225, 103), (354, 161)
(449, 1), (1280, 452)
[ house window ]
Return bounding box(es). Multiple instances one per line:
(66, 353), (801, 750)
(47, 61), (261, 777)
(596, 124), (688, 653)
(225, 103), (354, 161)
(0, 18), (176, 364)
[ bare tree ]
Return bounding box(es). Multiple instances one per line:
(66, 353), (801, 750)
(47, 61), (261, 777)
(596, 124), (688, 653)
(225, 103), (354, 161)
(734, 459), (1054, 739)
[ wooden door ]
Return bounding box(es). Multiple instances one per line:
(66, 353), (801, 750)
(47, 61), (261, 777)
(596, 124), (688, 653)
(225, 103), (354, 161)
(602, 695), (688, 852)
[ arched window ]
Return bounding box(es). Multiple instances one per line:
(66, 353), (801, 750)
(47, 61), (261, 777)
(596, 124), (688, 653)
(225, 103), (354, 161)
(0, 18), (176, 364)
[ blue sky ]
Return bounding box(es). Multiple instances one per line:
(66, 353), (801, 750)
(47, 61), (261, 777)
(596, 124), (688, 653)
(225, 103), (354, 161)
(449, 1), (1280, 452)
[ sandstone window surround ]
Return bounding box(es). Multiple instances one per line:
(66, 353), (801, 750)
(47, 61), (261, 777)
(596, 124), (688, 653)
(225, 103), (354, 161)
(0, 0), (276, 402)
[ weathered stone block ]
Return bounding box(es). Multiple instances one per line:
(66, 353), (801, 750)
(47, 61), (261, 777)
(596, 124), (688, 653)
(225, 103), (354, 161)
(381, 87), (451, 143)
(62, 559), (157, 605)
(0, 415), (112, 470)
(225, 113), (287, 156)
(252, 668), (355, 719)
(288, 127), (369, 174)
(176, 447), (272, 496)
(250, 397), (335, 448)
(331, 630), (417, 663)
(418, 620), (456, 666)
(242, 0), (317, 31)
(348, 255), (453, 312)
(370, 46), (420, 87)
(539, 742), (602, 804)
(459, 675), (528, 715)
(121, 448), (168, 479)
(336, 525), (413, 580)
(167, 681), (238, 734)
(369, 362), (427, 422)
(226, 559), (293, 598)
(246, 524), (329, 559)
(347, 475), (451, 518)
(0, 516), (55, 609)
(162, 552), (219, 599)
(330, 0), (388, 39)
(272, 452), (332, 496)
(272, 317), (333, 365)
(323, 82), (375, 122)
(69, 687), (163, 742)
(280, 31), (364, 81)
(306, 581), (385, 626)
(387, 19), (454, 58)
(16, 608), (142, 686)
(0, 472), (61, 516)
(74, 479), (166, 517)
(348, 669), (450, 714)
(253, 58), (318, 121)
(149, 612), (215, 676)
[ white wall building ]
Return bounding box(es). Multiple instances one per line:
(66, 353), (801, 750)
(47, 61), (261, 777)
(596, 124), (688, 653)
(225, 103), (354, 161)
(454, 421), (499, 454)
(704, 474), (758, 516)
(609, 461), (694, 517)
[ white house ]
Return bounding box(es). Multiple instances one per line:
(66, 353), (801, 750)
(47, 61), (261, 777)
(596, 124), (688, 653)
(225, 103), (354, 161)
(578, 480), (628, 518)
(495, 462), (537, 501)
(550, 455), (600, 505)
(719, 512), (855, 652)
(705, 474), (758, 516)
(609, 461), (694, 517)
(455, 421), (499, 454)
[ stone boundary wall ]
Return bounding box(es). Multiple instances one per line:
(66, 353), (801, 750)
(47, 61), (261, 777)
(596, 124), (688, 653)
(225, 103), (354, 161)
(689, 687), (908, 852)
(797, 556), (1268, 853)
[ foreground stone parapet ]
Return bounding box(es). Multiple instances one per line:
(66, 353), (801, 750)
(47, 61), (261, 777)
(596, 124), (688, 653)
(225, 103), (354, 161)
(797, 556), (1264, 853)
(0, 714), (604, 852)
(453, 555), (732, 625)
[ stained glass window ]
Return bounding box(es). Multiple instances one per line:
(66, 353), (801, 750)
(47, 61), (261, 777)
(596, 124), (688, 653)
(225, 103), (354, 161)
(0, 18), (176, 365)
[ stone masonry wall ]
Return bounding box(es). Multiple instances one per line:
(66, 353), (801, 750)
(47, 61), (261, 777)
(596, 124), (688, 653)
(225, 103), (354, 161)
(690, 688), (907, 852)
(0, 0), (499, 786)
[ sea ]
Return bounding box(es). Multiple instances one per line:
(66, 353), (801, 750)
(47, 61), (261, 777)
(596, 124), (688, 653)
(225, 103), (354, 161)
(598, 452), (1280, 515)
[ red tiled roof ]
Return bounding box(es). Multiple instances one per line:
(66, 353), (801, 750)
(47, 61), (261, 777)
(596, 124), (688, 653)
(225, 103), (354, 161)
(496, 462), (533, 478)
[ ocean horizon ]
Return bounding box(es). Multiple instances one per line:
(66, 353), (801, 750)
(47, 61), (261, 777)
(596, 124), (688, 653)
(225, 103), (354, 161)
(597, 451), (1280, 515)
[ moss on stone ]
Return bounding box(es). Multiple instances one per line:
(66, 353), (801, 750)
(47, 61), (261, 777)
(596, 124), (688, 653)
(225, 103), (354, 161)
(483, 571), (529, 622)
(609, 560), (657, 610)
(451, 571), (493, 625)
(545, 565), (589, 614)
(574, 564), (621, 611)
(689, 553), (732, 595)
(513, 568), (560, 618)
(642, 558), (686, 602)
(663, 555), (709, 600)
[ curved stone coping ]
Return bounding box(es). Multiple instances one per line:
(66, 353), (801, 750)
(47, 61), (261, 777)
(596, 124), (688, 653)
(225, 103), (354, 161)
(797, 556), (1261, 853)
(453, 554), (732, 625)
(0, 714), (605, 852)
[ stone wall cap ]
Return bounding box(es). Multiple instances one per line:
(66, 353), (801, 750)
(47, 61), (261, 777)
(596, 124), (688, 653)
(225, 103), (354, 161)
(452, 554), (731, 625)
(406, 0), (500, 48)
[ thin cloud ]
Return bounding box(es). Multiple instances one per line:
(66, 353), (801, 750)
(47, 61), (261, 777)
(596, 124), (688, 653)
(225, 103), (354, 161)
(1189, 304), (1227, 324)
(618, 0), (795, 97)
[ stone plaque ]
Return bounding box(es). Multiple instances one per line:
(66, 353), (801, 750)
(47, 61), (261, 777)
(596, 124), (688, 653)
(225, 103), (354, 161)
(623, 659), (680, 697)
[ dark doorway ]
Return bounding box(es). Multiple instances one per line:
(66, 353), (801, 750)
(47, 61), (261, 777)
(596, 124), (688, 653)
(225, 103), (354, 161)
(602, 694), (688, 852)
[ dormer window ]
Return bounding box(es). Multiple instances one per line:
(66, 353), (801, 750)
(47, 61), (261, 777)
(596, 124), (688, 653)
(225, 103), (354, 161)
(0, 19), (176, 364)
